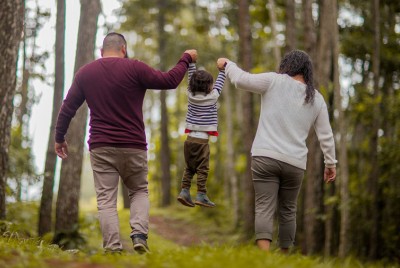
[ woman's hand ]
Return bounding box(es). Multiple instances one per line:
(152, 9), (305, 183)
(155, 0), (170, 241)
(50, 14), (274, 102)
(324, 167), (336, 184)
(217, 58), (229, 70)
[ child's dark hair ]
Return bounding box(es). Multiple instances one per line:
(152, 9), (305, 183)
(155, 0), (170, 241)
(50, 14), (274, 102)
(278, 50), (315, 104)
(189, 70), (213, 95)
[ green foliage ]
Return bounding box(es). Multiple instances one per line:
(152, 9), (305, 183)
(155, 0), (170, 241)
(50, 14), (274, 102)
(4, 202), (39, 238)
(1, 202), (398, 267)
(0, 236), (396, 268)
(52, 225), (87, 250)
(7, 126), (38, 201)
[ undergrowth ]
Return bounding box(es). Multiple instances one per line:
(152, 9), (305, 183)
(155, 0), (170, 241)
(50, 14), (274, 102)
(0, 202), (398, 268)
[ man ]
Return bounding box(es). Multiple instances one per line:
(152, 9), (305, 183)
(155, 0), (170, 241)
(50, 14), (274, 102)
(55, 32), (197, 254)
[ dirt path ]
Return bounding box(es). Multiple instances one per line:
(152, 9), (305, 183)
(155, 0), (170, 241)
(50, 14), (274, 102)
(121, 215), (207, 251)
(149, 215), (205, 246)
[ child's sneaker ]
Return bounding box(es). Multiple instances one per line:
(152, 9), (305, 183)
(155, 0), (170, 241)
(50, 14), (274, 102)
(195, 192), (216, 208)
(177, 188), (195, 207)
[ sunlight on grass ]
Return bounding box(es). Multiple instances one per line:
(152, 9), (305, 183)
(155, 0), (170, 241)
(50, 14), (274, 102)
(1, 202), (398, 268)
(1, 236), (394, 268)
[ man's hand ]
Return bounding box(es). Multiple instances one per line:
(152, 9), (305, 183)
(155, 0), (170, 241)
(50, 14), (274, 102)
(324, 167), (336, 184)
(55, 141), (69, 159)
(184, 49), (198, 62)
(217, 58), (229, 70)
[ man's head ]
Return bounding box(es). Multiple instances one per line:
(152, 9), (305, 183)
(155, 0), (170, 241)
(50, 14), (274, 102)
(101, 32), (128, 58)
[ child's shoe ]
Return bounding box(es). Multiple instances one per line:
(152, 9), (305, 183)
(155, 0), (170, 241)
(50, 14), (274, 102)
(177, 188), (195, 207)
(194, 192), (216, 208)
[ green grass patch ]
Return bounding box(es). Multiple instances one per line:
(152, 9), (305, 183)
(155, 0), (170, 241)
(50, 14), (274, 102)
(0, 237), (395, 268)
(1, 202), (398, 268)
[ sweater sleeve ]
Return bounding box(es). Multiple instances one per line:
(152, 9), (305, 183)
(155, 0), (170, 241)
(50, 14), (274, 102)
(213, 70), (226, 95)
(55, 76), (85, 143)
(187, 62), (196, 91)
(137, 53), (192, 90)
(225, 61), (275, 94)
(314, 101), (338, 167)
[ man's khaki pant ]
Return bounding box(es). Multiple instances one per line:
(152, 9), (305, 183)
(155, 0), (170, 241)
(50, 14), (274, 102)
(90, 147), (149, 251)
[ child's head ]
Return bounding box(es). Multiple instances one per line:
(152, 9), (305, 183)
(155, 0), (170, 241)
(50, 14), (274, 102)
(189, 70), (213, 95)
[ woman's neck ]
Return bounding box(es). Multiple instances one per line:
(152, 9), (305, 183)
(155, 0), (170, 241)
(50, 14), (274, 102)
(292, 74), (306, 84)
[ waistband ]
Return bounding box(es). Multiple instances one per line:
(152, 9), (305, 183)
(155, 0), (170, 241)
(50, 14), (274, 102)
(186, 136), (209, 144)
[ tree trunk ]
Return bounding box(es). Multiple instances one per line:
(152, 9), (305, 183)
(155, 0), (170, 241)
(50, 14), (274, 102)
(285, 0), (296, 53)
(121, 181), (130, 209)
(238, 0), (255, 240)
(331, 0), (350, 258)
(301, 0), (319, 255)
(158, 0), (171, 207)
(302, 0), (316, 59)
(39, 0), (66, 237)
(54, 0), (101, 235)
(223, 83), (239, 228)
(368, 0), (380, 259)
(0, 0), (24, 220)
(268, 0), (281, 67)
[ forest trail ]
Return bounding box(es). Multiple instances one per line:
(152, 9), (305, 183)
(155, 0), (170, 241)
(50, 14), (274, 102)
(121, 214), (211, 252)
(149, 215), (205, 246)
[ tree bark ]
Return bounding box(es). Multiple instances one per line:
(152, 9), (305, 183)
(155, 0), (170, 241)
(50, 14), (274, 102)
(268, 0), (281, 67)
(39, 0), (66, 237)
(368, 0), (380, 259)
(158, 0), (172, 207)
(302, 0), (316, 59)
(121, 181), (130, 209)
(0, 0), (24, 220)
(223, 83), (239, 228)
(285, 0), (296, 53)
(54, 0), (101, 234)
(238, 0), (255, 240)
(301, 0), (319, 255)
(331, 0), (350, 257)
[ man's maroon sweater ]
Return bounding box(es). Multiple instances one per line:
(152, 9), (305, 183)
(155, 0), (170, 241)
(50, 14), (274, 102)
(55, 53), (192, 150)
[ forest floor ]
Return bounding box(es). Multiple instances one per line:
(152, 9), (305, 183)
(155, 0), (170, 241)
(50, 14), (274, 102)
(0, 203), (397, 268)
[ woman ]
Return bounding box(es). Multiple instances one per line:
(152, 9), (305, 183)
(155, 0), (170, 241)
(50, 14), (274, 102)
(217, 50), (337, 252)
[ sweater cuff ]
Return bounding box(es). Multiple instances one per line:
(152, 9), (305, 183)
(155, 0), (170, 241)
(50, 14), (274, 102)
(55, 134), (65, 144)
(181, 53), (193, 64)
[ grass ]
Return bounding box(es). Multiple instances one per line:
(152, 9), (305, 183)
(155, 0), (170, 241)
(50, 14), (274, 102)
(0, 202), (398, 268)
(1, 237), (395, 268)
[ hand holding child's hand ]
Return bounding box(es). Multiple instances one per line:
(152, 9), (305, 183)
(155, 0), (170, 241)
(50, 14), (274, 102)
(217, 58), (228, 70)
(184, 49), (198, 62)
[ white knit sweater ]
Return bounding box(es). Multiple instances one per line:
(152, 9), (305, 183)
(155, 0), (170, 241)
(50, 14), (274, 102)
(225, 61), (337, 170)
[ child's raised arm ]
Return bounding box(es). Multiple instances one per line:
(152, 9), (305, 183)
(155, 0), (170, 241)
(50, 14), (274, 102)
(187, 63), (196, 90)
(213, 69), (226, 95)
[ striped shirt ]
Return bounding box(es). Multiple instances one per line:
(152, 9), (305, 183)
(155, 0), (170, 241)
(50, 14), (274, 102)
(185, 63), (226, 132)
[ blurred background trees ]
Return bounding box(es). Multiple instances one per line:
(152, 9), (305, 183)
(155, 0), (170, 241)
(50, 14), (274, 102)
(0, 0), (399, 261)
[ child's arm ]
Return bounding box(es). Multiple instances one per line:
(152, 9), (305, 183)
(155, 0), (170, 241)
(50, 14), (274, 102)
(187, 62), (196, 90)
(213, 69), (226, 95)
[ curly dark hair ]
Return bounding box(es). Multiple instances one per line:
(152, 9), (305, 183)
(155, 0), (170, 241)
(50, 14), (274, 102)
(189, 70), (214, 95)
(279, 50), (315, 104)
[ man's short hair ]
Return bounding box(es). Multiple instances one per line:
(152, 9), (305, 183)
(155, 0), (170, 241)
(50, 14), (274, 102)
(102, 32), (127, 52)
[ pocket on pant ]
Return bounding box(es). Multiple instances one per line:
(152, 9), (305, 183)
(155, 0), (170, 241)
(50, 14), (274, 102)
(90, 150), (117, 172)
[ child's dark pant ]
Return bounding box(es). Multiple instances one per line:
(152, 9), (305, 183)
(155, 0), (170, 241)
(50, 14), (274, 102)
(181, 136), (210, 193)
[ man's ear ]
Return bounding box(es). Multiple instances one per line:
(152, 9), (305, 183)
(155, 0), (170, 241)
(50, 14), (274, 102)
(100, 48), (104, 57)
(122, 45), (127, 58)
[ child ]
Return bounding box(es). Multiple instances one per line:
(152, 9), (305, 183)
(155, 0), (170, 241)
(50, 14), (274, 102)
(177, 61), (226, 208)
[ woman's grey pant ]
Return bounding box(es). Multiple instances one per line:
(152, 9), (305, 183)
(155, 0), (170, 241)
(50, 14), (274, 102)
(252, 156), (304, 248)
(90, 147), (149, 251)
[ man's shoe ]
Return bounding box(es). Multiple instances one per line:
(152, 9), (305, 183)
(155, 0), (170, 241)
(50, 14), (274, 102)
(195, 192), (216, 208)
(131, 234), (150, 254)
(177, 188), (195, 207)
